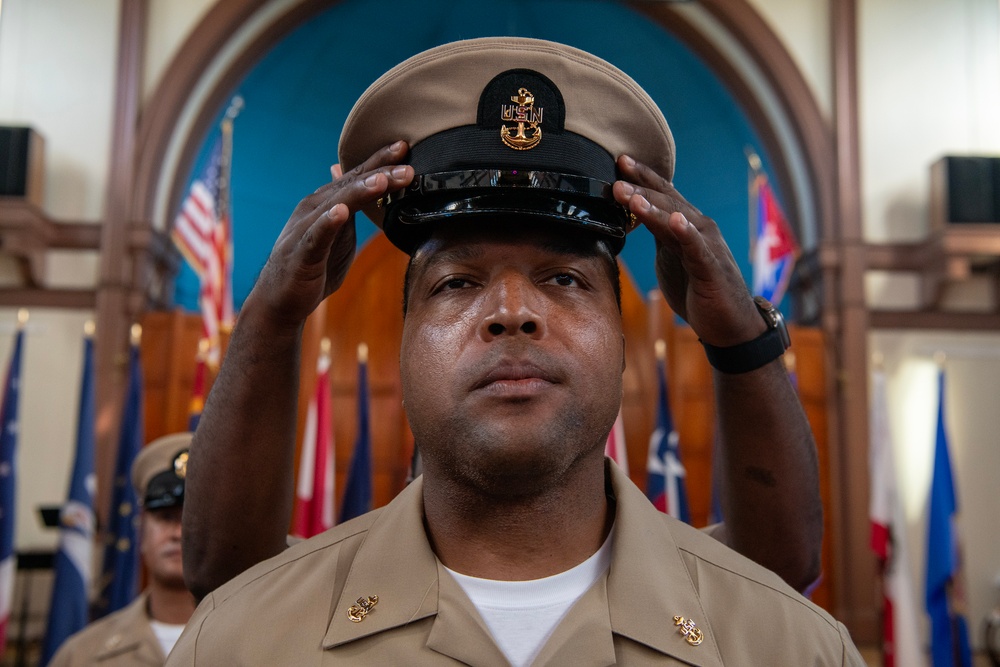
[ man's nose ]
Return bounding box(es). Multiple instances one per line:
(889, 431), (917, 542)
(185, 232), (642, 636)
(480, 274), (545, 340)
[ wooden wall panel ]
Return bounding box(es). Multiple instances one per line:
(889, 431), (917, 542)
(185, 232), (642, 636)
(139, 310), (203, 444)
(320, 234), (411, 510)
(787, 325), (834, 612)
(619, 264), (656, 489)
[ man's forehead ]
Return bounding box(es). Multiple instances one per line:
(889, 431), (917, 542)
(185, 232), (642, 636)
(410, 223), (607, 268)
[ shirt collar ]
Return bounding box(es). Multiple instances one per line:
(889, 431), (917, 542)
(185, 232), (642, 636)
(323, 461), (724, 666)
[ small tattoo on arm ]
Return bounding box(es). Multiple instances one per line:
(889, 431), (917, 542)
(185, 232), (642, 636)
(744, 466), (777, 487)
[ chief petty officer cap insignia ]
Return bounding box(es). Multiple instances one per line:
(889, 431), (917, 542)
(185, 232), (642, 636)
(131, 432), (193, 510)
(338, 37), (675, 256)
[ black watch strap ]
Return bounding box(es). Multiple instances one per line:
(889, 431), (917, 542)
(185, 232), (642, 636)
(701, 327), (787, 374)
(701, 296), (790, 374)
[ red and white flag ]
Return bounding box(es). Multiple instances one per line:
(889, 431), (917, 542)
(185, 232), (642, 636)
(293, 341), (335, 538)
(869, 366), (925, 667)
(604, 410), (628, 473)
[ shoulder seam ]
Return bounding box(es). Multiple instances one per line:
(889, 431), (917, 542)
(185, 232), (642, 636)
(676, 544), (840, 632)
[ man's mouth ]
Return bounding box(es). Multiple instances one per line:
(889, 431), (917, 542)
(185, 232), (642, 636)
(473, 361), (559, 392)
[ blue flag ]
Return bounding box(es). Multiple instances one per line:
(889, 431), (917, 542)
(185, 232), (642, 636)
(645, 352), (690, 522)
(708, 431), (723, 525)
(0, 326), (25, 652)
(925, 369), (972, 667)
(96, 341), (144, 618)
(339, 349), (371, 523)
(40, 334), (97, 664)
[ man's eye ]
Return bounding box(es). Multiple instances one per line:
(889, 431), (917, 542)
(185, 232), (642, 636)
(547, 273), (577, 286)
(442, 278), (470, 290)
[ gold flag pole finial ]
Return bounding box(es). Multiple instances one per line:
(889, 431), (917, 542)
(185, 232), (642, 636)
(357, 342), (369, 364)
(16, 309), (29, 329)
(130, 323), (142, 347)
(744, 146), (763, 173)
(321, 337), (332, 357)
(83, 320), (96, 337)
(654, 339), (666, 361)
(933, 350), (946, 368)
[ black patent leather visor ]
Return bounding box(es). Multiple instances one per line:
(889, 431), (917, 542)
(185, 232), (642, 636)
(383, 170), (630, 255)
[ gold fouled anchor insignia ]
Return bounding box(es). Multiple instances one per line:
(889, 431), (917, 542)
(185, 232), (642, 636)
(500, 87), (543, 150)
(347, 595), (379, 623)
(174, 450), (189, 479)
(673, 615), (705, 646)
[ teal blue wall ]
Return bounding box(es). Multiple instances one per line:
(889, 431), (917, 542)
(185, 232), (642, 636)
(175, 0), (783, 312)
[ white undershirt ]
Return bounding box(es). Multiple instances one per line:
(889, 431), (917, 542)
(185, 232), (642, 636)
(149, 619), (186, 658)
(444, 526), (614, 667)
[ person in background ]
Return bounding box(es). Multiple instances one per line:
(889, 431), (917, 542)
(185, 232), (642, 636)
(50, 433), (195, 666)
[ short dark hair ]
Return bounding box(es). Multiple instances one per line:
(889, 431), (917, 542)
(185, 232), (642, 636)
(401, 237), (622, 316)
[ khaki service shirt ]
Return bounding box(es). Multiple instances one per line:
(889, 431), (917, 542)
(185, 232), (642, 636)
(49, 592), (166, 666)
(167, 463), (864, 666)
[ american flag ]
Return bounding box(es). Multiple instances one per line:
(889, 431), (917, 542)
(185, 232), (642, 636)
(0, 322), (25, 655)
(172, 133), (235, 367)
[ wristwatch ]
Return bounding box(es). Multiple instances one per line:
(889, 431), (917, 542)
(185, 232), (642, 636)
(701, 296), (791, 374)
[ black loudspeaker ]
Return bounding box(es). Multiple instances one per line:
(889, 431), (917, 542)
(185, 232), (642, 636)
(0, 126), (45, 205)
(932, 155), (1000, 224)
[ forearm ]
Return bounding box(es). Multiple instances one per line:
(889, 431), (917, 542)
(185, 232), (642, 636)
(713, 358), (822, 592)
(183, 292), (301, 600)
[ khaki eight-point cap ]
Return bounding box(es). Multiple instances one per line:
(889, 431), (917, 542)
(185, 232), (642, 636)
(338, 36), (675, 255)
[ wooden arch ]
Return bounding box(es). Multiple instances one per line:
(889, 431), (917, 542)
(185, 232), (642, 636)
(132, 0), (868, 632)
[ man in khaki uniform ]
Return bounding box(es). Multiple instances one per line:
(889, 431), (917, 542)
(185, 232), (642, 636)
(51, 433), (195, 666)
(172, 38), (863, 665)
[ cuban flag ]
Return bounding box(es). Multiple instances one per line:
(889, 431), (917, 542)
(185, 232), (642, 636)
(751, 175), (799, 306)
(40, 332), (97, 664)
(646, 349), (690, 523)
(0, 323), (25, 655)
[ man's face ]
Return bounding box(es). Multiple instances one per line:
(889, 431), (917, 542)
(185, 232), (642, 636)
(140, 505), (184, 589)
(400, 221), (624, 496)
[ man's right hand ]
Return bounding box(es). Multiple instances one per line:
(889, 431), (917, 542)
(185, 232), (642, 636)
(249, 140), (413, 334)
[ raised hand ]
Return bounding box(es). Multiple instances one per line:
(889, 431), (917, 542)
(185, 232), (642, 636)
(612, 154), (764, 347)
(251, 141), (414, 333)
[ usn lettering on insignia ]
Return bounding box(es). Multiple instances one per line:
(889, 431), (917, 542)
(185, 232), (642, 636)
(500, 87), (543, 150)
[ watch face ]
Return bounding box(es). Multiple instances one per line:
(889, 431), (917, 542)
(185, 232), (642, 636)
(753, 295), (791, 349)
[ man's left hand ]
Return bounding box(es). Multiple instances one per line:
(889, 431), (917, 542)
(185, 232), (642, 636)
(613, 155), (765, 347)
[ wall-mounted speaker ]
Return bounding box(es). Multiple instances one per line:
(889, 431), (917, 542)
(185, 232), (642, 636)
(0, 126), (45, 207)
(931, 155), (1000, 226)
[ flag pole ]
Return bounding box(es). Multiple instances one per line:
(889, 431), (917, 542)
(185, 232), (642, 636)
(218, 96), (242, 338)
(218, 96), (244, 221)
(744, 147), (762, 261)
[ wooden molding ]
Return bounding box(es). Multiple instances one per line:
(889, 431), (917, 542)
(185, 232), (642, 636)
(0, 288), (96, 309)
(0, 198), (102, 287)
